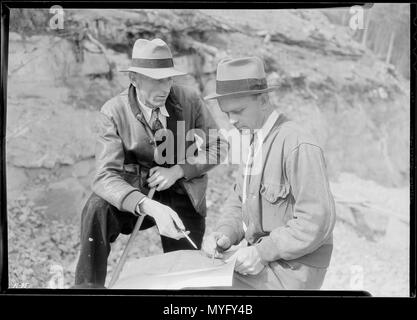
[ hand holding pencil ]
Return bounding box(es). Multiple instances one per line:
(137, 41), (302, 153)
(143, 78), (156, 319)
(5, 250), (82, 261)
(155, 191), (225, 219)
(201, 232), (232, 263)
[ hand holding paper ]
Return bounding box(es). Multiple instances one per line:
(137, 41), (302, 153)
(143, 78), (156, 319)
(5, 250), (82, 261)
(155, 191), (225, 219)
(226, 246), (265, 275)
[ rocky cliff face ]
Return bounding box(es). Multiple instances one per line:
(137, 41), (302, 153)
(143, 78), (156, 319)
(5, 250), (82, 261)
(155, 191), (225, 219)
(7, 8), (409, 219)
(8, 8), (409, 185)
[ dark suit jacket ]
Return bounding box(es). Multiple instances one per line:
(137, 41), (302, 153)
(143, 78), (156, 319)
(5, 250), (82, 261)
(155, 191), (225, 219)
(92, 84), (227, 216)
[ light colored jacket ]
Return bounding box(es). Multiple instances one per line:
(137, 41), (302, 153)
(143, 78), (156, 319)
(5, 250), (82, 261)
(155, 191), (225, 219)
(216, 113), (336, 269)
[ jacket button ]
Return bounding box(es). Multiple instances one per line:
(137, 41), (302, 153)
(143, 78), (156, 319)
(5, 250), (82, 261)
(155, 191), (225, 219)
(148, 139), (153, 144)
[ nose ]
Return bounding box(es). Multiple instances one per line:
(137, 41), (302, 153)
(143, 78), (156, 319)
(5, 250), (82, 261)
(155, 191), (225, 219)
(228, 115), (238, 125)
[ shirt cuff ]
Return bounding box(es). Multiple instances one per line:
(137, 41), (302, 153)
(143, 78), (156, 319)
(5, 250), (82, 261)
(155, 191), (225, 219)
(254, 236), (280, 262)
(178, 163), (199, 180)
(134, 197), (148, 216)
(121, 190), (146, 214)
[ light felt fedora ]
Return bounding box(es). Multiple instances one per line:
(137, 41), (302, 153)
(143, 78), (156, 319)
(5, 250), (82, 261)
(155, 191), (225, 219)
(204, 56), (279, 100)
(119, 38), (187, 79)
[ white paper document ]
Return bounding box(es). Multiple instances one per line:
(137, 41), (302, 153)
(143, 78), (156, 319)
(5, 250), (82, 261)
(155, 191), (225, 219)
(112, 250), (237, 289)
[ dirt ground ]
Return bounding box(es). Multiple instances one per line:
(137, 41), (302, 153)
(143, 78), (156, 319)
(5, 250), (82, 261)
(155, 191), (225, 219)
(8, 165), (409, 296)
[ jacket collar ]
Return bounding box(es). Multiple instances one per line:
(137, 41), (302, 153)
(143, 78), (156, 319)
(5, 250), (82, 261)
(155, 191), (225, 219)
(125, 84), (183, 128)
(124, 85), (184, 163)
(165, 86), (183, 132)
(255, 111), (289, 146)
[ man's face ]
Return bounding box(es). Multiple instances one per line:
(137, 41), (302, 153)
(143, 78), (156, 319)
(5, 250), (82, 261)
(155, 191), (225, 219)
(132, 73), (173, 108)
(217, 94), (262, 132)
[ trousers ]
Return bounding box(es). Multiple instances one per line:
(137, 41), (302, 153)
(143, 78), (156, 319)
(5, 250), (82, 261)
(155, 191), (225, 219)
(74, 189), (205, 287)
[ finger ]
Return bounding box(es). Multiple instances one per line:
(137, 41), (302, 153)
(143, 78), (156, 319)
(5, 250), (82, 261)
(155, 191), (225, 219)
(172, 227), (186, 239)
(201, 242), (212, 256)
(225, 251), (238, 264)
(148, 176), (164, 188)
(170, 232), (184, 240)
(248, 264), (264, 275)
(172, 232), (184, 240)
(160, 179), (174, 190)
(217, 235), (230, 249)
(160, 225), (183, 240)
(169, 212), (186, 230)
(147, 170), (160, 183)
(214, 252), (225, 259)
(202, 238), (216, 256)
(235, 262), (249, 274)
(149, 167), (159, 176)
(156, 179), (168, 191)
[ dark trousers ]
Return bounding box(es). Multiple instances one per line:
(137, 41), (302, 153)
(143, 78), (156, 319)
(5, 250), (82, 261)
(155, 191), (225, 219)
(74, 189), (205, 287)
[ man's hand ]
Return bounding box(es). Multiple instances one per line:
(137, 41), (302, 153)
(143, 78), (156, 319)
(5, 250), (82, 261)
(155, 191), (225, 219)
(140, 198), (187, 240)
(202, 232), (232, 259)
(147, 165), (184, 191)
(226, 246), (265, 275)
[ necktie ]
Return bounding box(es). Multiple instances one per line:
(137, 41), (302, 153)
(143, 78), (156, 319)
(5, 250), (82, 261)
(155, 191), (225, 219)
(150, 108), (164, 133)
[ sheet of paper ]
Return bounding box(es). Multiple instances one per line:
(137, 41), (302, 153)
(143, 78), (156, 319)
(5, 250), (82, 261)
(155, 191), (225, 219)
(112, 250), (237, 289)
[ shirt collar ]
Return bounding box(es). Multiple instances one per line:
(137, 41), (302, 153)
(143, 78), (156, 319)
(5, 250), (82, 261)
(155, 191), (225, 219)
(254, 110), (280, 145)
(136, 91), (170, 122)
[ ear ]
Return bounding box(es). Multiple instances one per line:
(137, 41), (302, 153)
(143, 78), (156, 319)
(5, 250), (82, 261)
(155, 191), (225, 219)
(129, 72), (139, 87)
(257, 93), (269, 109)
(128, 72), (135, 85)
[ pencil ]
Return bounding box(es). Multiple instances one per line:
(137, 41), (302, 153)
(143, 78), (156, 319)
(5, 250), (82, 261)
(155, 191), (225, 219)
(181, 230), (197, 249)
(212, 248), (216, 264)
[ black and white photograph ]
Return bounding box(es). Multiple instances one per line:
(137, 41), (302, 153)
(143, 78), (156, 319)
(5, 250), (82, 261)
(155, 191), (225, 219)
(1, 4), (412, 297)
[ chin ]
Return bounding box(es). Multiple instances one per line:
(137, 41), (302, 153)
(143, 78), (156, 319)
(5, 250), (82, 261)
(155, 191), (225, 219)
(153, 98), (167, 106)
(235, 126), (249, 132)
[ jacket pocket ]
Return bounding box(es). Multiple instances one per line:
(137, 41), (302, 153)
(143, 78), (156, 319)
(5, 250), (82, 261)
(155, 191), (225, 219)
(260, 183), (291, 232)
(260, 182), (290, 204)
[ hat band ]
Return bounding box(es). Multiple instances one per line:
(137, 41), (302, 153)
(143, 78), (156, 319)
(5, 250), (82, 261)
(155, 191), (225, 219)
(131, 58), (174, 68)
(216, 78), (267, 94)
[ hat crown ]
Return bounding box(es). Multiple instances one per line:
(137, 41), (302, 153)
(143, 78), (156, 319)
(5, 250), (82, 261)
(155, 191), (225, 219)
(216, 57), (266, 81)
(131, 38), (173, 59)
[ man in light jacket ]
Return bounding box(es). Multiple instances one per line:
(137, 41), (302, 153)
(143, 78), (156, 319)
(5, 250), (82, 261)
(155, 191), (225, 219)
(202, 56), (336, 289)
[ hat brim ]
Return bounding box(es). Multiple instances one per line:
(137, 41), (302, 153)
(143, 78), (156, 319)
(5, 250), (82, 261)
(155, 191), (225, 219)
(119, 66), (187, 79)
(203, 85), (280, 101)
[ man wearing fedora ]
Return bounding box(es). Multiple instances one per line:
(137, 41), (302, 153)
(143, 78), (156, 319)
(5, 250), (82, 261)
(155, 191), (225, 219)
(202, 57), (336, 290)
(74, 38), (226, 288)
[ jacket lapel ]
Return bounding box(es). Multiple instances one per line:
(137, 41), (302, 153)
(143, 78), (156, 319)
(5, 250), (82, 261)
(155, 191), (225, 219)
(125, 84), (185, 165)
(165, 90), (184, 163)
(127, 84), (152, 132)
